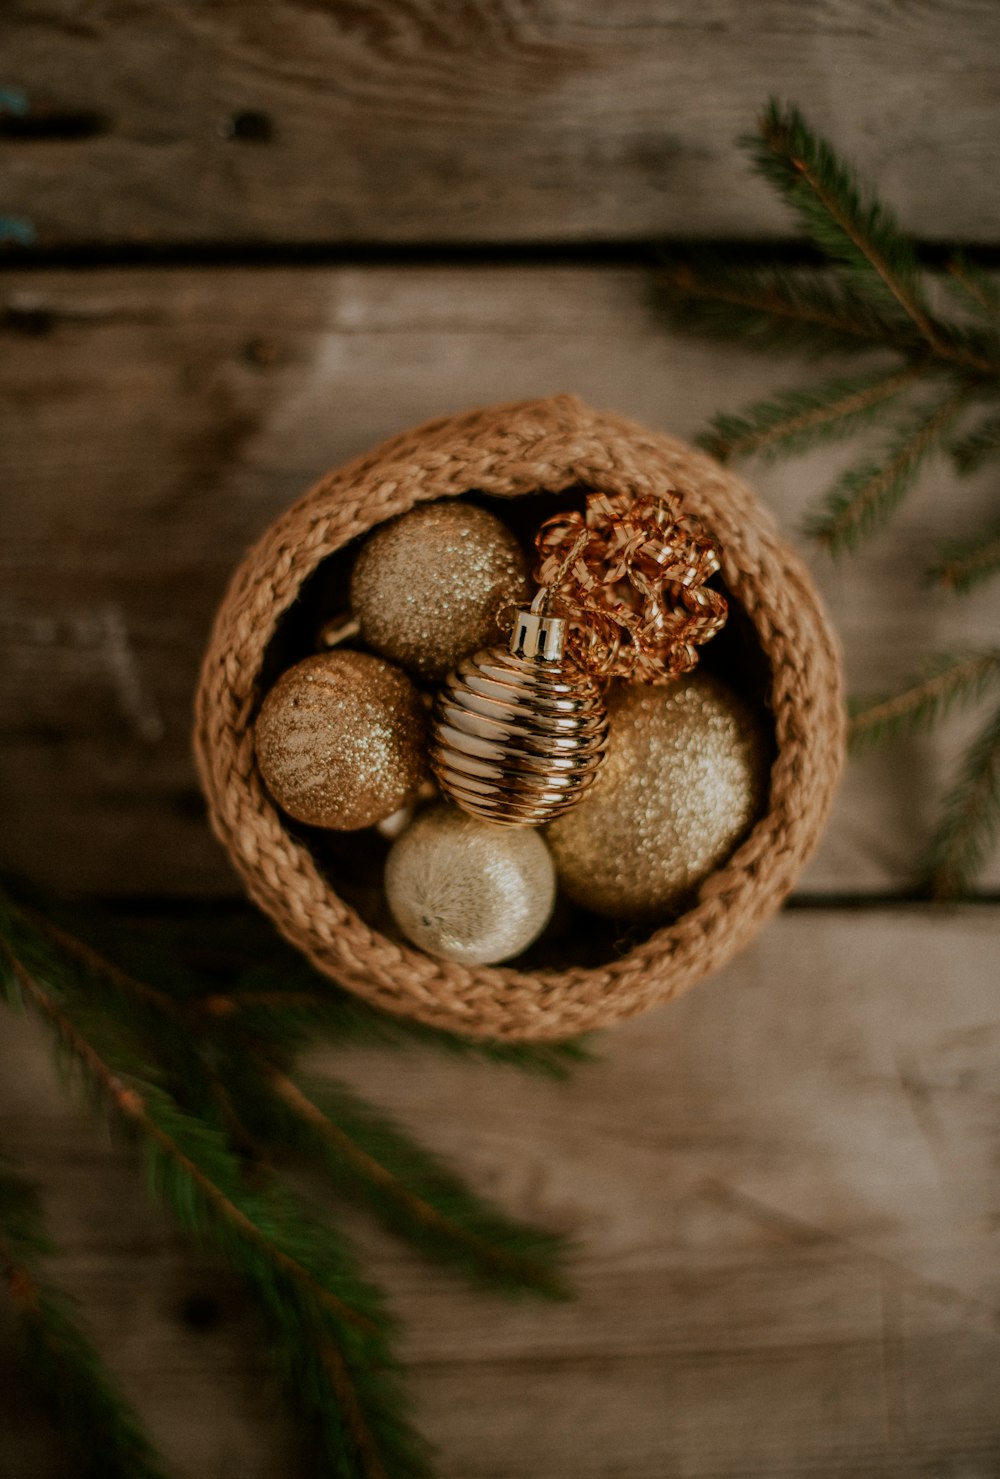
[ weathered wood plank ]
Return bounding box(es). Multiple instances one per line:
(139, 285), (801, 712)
(3, 266), (998, 896)
(1, 909), (998, 1476)
(2, 2), (1000, 247)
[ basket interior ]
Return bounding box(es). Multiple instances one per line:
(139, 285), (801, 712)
(254, 486), (778, 973)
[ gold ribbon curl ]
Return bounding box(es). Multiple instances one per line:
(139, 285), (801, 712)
(534, 488), (728, 684)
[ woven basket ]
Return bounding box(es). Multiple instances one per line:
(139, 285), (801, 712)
(194, 395), (844, 1041)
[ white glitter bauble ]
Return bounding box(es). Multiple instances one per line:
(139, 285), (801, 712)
(385, 805), (556, 965)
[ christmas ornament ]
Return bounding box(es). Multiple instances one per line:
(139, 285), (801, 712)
(431, 593), (609, 826)
(547, 675), (769, 919)
(350, 501), (531, 682)
(385, 804), (556, 965)
(535, 488), (727, 683)
(255, 651), (428, 831)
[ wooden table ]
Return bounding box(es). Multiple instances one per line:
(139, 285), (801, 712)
(2, 6), (999, 1476)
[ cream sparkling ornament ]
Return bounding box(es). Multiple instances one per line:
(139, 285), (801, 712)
(547, 675), (770, 920)
(350, 500), (531, 682)
(385, 805), (556, 965)
(255, 651), (428, 831)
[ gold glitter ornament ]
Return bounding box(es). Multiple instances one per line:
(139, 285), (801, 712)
(431, 595), (609, 826)
(385, 804), (556, 965)
(547, 675), (770, 920)
(350, 501), (531, 682)
(254, 651), (428, 831)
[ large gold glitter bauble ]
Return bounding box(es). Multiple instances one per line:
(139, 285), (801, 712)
(255, 651), (428, 831)
(350, 500), (531, 682)
(385, 804), (556, 965)
(547, 675), (770, 919)
(432, 600), (608, 826)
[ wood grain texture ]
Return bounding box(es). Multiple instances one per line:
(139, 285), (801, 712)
(2, 1), (1000, 246)
(2, 265), (998, 897)
(1, 908), (998, 1477)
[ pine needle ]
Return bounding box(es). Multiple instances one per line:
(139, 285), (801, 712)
(807, 389), (968, 551)
(699, 362), (924, 463)
(848, 650), (1000, 752)
(921, 702), (1000, 899)
(655, 259), (915, 357)
(15, 900), (593, 1078)
(945, 254), (1000, 325)
(250, 1066), (572, 1298)
(927, 521), (1000, 593)
(0, 1158), (170, 1479)
(751, 102), (945, 353)
(951, 410), (1000, 474)
(0, 889), (579, 1474)
(198, 981), (595, 1080)
(0, 906), (433, 1479)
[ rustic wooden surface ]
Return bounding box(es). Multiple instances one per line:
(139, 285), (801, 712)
(2, 1), (1000, 247)
(2, 909), (999, 1478)
(2, 266), (998, 896)
(3, 5), (1000, 1475)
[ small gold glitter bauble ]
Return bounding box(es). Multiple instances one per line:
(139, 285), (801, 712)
(385, 804), (556, 965)
(255, 651), (428, 831)
(350, 501), (531, 681)
(547, 675), (769, 920)
(432, 600), (608, 826)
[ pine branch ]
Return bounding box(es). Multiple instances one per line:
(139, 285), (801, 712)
(0, 1158), (170, 1479)
(655, 260), (917, 357)
(249, 1065), (571, 1298)
(17, 903), (179, 1016)
(198, 984), (594, 1081)
(699, 362), (924, 463)
(751, 101), (964, 363)
(848, 650), (1000, 752)
(0, 949), (373, 1337)
(807, 389), (968, 551)
(104, 902), (591, 1077)
(951, 409), (1000, 474)
(927, 521), (1000, 594)
(0, 919), (432, 1479)
(0, 892), (587, 1473)
(921, 701), (1000, 899)
(945, 254), (1000, 325)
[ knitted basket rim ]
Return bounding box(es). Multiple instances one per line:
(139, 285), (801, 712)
(193, 395), (845, 1041)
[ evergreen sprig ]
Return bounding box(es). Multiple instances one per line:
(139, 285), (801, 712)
(698, 363), (923, 464)
(0, 1157), (169, 1479)
(197, 978), (593, 1081)
(239, 1065), (572, 1298)
(927, 520), (1000, 593)
(921, 701), (1000, 898)
(747, 102), (936, 347)
(0, 886), (576, 1476)
(806, 388), (968, 551)
(848, 650), (1000, 752)
(950, 410), (1000, 475)
(659, 100), (1000, 893)
(945, 253), (1000, 326)
(655, 259), (915, 357)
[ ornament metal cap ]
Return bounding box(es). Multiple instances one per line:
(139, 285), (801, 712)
(510, 595), (567, 662)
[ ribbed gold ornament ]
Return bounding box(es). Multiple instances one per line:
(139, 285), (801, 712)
(431, 597), (609, 826)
